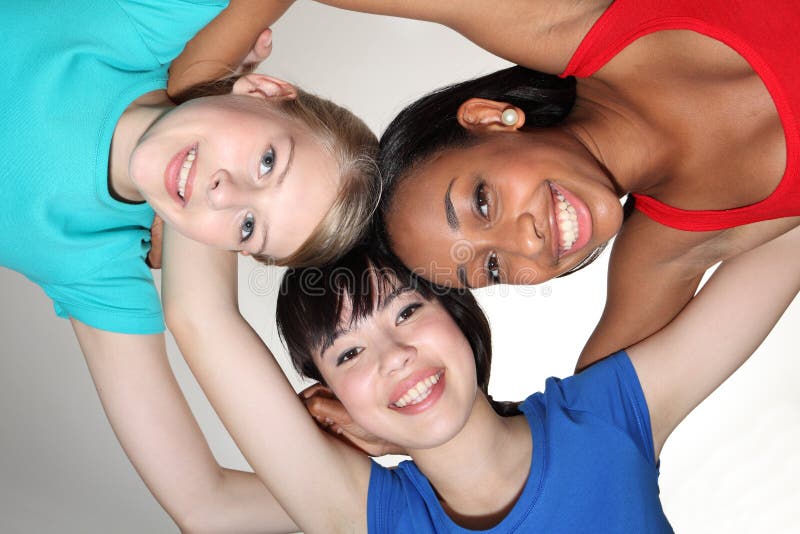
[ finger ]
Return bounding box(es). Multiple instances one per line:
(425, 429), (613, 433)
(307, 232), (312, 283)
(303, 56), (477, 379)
(242, 28), (273, 68)
(299, 383), (335, 400)
(146, 215), (164, 269)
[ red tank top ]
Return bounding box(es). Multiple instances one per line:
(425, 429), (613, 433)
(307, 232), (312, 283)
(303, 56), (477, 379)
(561, 0), (800, 231)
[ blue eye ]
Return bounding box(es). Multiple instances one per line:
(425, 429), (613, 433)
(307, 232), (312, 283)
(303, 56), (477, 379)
(337, 347), (363, 366)
(260, 147), (275, 176)
(240, 212), (255, 242)
(396, 303), (422, 325)
(474, 182), (490, 219)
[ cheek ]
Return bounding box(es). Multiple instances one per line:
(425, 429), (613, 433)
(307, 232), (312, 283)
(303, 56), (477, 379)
(128, 142), (161, 192)
(171, 213), (235, 250)
(331, 369), (378, 417)
(506, 258), (547, 285)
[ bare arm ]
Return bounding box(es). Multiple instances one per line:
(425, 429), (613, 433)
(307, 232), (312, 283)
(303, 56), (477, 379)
(578, 212), (800, 370)
(627, 224), (800, 458)
(162, 228), (370, 533)
(167, 0), (294, 98)
(71, 321), (297, 533)
(313, 0), (610, 74)
(577, 213), (707, 369)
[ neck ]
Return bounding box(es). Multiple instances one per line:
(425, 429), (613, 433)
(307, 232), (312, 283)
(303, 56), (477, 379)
(109, 90), (173, 202)
(563, 76), (678, 196)
(408, 394), (532, 529)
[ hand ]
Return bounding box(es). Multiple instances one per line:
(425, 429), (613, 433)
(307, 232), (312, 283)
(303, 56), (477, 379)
(235, 28), (273, 76)
(146, 214), (164, 269)
(300, 384), (407, 457)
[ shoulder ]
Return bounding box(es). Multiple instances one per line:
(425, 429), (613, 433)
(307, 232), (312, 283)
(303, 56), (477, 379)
(113, 0), (230, 65)
(368, 460), (434, 533)
(527, 352), (640, 411)
(523, 353), (655, 463)
(42, 248), (164, 335)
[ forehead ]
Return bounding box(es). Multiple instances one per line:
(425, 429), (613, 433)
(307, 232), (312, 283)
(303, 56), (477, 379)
(337, 270), (415, 323)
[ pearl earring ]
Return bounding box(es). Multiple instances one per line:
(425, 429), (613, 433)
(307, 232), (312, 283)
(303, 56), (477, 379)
(501, 108), (518, 126)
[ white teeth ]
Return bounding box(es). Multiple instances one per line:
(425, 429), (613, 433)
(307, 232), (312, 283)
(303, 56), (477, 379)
(177, 147), (196, 200)
(551, 186), (579, 253)
(392, 372), (441, 409)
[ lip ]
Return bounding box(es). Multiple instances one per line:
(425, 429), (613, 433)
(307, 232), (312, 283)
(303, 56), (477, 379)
(548, 182), (592, 259)
(164, 143), (198, 207)
(388, 368), (446, 416)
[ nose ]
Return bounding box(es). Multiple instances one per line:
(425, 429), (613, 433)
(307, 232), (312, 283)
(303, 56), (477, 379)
(494, 212), (543, 259)
(377, 338), (416, 376)
(207, 169), (251, 210)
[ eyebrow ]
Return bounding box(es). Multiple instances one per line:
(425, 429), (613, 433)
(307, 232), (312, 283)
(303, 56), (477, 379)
(320, 286), (416, 355)
(445, 177), (475, 288)
(444, 177), (459, 231)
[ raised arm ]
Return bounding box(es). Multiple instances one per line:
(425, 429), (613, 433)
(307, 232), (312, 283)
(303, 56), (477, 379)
(167, 0), (294, 99)
(313, 0), (610, 74)
(578, 211), (800, 369)
(161, 227), (370, 533)
(627, 221), (800, 457)
(71, 321), (297, 533)
(577, 212), (709, 369)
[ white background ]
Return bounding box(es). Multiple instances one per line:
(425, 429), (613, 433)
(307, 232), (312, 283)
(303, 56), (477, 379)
(1, 3), (798, 532)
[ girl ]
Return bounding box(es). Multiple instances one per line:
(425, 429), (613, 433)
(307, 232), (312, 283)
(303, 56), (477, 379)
(179, 0), (800, 369)
(164, 222), (800, 532)
(1, 1), (377, 530)
(361, 0), (800, 368)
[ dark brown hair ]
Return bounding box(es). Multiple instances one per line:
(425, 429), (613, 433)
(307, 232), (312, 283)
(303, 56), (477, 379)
(373, 66), (603, 276)
(275, 246), (519, 415)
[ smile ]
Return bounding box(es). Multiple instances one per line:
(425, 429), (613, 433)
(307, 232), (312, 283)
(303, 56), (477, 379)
(550, 183), (579, 253)
(391, 371), (443, 408)
(548, 182), (592, 258)
(165, 143), (198, 207)
(178, 146), (196, 201)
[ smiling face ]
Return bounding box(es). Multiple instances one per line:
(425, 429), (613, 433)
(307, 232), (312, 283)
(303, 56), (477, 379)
(129, 85), (340, 259)
(385, 131), (624, 288)
(313, 285), (478, 451)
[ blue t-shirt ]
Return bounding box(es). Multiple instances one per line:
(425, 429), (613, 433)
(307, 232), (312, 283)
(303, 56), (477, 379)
(368, 352), (673, 533)
(0, 0), (227, 334)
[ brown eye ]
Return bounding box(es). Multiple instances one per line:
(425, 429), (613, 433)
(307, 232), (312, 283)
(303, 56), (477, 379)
(396, 303), (422, 325)
(474, 182), (490, 219)
(336, 347), (363, 366)
(486, 252), (500, 284)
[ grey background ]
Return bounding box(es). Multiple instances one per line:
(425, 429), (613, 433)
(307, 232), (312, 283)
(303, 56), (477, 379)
(2, 3), (798, 532)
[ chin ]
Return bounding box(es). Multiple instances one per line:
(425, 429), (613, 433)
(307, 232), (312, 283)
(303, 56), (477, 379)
(403, 428), (461, 451)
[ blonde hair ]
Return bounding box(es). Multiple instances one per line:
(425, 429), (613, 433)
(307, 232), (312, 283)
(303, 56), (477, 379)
(254, 89), (380, 267)
(173, 78), (380, 268)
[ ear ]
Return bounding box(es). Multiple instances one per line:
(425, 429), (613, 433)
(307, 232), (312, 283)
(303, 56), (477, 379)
(456, 98), (526, 132)
(239, 250), (250, 256)
(232, 73), (298, 101)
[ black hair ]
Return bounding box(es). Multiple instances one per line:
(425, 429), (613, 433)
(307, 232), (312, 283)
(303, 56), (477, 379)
(374, 65), (576, 252)
(276, 246), (519, 415)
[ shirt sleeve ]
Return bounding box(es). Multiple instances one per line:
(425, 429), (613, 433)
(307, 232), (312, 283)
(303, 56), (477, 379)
(554, 351), (656, 466)
(368, 461), (402, 534)
(115, 0), (229, 65)
(42, 252), (164, 335)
